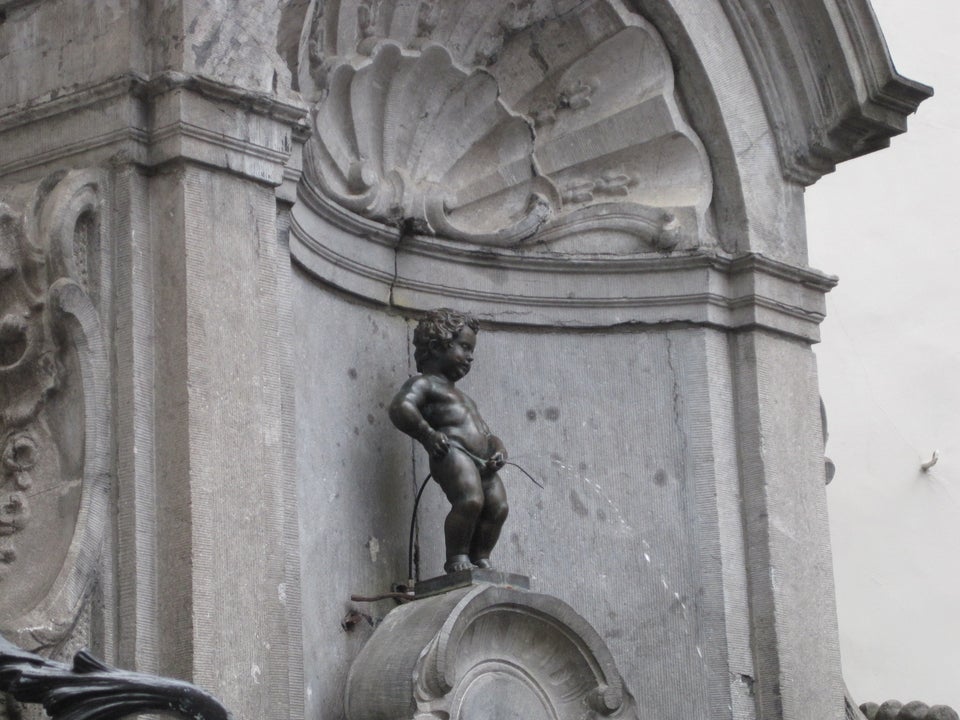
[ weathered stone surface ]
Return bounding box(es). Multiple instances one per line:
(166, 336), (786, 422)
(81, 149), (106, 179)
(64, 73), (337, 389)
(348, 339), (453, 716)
(345, 582), (637, 720)
(293, 287), (412, 718)
(301, 4), (712, 250)
(0, 171), (112, 658)
(0, 0), (144, 109)
(0, 5), (308, 719)
(0, 2), (932, 720)
(291, 204), (838, 336)
(149, 166), (299, 719)
(293, 298), (839, 718)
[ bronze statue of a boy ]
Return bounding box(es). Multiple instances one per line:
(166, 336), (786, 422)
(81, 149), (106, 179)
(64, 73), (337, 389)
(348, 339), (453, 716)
(389, 309), (508, 574)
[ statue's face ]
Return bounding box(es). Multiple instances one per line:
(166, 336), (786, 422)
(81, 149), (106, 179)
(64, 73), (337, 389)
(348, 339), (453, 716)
(437, 326), (476, 381)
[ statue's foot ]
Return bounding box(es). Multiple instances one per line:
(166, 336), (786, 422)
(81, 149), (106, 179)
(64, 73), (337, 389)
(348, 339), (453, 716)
(471, 557), (493, 570)
(444, 555), (473, 573)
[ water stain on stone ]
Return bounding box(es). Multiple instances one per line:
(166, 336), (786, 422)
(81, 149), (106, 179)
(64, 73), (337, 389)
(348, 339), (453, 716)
(653, 469), (668, 486)
(569, 489), (588, 517)
(348, 368), (358, 379)
(526, 409), (537, 421)
(544, 407), (560, 421)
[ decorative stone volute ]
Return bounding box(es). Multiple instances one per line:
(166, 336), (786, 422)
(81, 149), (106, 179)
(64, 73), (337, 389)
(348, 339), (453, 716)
(0, 170), (111, 654)
(345, 583), (638, 720)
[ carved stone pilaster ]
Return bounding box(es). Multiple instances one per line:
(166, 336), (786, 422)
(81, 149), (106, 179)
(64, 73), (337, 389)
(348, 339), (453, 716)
(0, 170), (111, 660)
(345, 582), (638, 720)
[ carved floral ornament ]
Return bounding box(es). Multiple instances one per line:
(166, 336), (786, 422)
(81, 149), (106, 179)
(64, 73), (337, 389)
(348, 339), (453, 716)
(298, 0), (714, 253)
(0, 171), (110, 654)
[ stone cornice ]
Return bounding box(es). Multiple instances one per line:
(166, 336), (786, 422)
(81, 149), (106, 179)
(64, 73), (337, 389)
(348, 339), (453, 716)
(0, 0), (38, 13)
(140, 72), (309, 127)
(0, 72), (309, 185)
(0, 72), (307, 132)
(716, 0), (932, 184)
(290, 185), (836, 340)
(0, 75), (142, 134)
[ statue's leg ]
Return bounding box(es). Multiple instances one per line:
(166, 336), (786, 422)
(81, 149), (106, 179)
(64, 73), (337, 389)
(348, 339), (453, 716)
(432, 451), (484, 573)
(469, 473), (508, 568)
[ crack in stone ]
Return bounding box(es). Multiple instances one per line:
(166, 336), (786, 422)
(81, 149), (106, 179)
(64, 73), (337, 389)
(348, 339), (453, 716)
(388, 219), (415, 307)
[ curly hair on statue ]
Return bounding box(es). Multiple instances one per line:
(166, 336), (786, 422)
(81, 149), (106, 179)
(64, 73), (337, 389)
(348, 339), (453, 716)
(412, 308), (480, 372)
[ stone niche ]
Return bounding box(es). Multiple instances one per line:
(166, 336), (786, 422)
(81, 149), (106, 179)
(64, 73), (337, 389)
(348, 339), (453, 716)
(292, 0), (721, 327)
(0, 1), (930, 720)
(290, 1), (929, 720)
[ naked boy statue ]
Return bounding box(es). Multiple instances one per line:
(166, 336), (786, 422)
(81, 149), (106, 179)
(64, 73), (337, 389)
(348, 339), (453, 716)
(389, 309), (508, 574)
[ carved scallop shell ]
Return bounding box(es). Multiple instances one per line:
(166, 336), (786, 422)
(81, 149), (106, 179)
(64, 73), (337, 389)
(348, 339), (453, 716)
(306, 42), (559, 245)
(301, 0), (713, 251)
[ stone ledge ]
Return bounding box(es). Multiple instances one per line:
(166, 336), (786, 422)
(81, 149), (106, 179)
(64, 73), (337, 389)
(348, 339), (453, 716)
(290, 194), (837, 339)
(414, 569), (531, 599)
(0, 72), (309, 185)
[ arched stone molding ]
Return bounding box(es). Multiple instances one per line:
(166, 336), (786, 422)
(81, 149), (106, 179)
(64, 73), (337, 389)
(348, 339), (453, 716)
(287, 0), (925, 326)
(626, 0), (931, 255)
(713, 0), (934, 183)
(0, 170), (113, 659)
(345, 583), (638, 720)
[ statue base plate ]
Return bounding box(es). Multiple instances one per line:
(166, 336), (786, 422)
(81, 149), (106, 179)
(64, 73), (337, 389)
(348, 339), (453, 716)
(414, 569), (530, 599)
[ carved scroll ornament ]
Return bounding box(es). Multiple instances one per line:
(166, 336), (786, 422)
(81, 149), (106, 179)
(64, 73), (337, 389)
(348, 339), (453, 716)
(0, 171), (110, 655)
(300, 0), (713, 252)
(345, 583), (639, 720)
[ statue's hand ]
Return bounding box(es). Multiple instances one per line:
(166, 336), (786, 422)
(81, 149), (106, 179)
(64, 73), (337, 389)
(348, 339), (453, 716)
(423, 430), (450, 459)
(487, 451), (506, 472)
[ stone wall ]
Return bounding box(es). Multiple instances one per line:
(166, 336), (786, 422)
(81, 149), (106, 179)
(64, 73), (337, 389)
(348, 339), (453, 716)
(0, 1), (930, 719)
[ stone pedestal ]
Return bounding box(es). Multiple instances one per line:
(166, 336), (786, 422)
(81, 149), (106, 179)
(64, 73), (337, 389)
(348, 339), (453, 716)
(346, 579), (636, 720)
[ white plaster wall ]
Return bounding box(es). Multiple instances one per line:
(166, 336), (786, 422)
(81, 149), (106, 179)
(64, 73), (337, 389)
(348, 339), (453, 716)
(806, 0), (960, 708)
